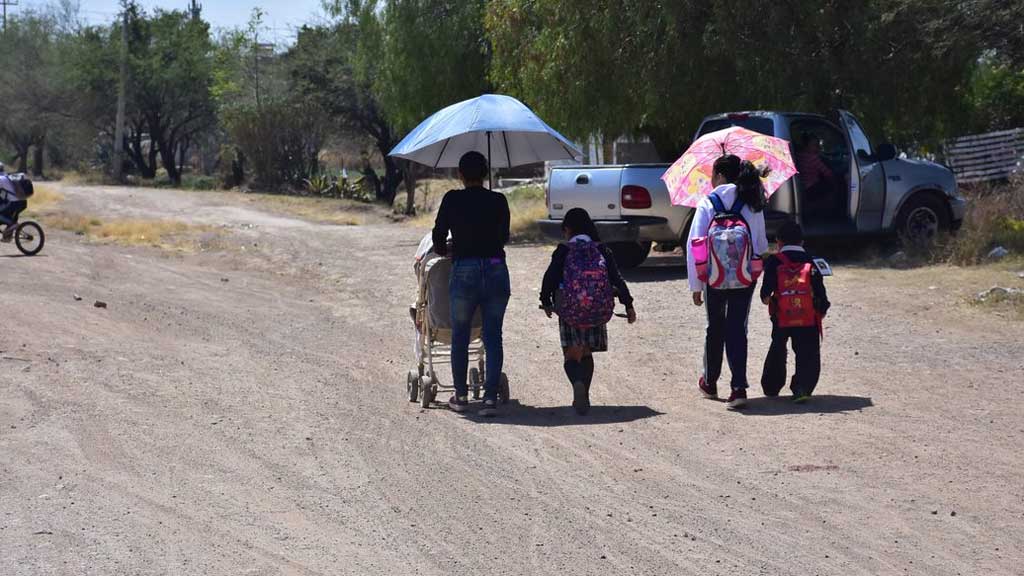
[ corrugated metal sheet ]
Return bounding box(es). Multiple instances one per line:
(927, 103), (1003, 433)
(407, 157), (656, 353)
(945, 128), (1024, 184)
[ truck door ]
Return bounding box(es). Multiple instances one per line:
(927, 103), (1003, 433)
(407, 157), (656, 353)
(838, 110), (886, 233)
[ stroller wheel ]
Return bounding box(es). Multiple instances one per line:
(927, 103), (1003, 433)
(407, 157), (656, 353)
(407, 370), (419, 403)
(419, 376), (434, 409)
(469, 368), (482, 400)
(498, 373), (511, 404)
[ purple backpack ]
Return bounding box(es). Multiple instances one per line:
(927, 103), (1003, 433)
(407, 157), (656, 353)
(558, 239), (615, 328)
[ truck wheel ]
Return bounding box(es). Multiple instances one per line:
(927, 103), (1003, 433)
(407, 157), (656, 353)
(608, 241), (651, 269)
(896, 193), (950, 248)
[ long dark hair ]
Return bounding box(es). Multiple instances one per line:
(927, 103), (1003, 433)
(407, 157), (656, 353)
(562, 207), (601, 242)
(713, 154), (768, 213)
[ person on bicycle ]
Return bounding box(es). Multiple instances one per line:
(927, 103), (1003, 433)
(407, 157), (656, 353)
(0, 173), (30, 242)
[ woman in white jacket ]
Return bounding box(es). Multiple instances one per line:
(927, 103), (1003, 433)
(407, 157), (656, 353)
(686, 155), (769, 409)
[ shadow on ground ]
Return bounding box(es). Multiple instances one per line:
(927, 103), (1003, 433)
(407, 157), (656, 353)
(461, 401), (663, 426)
(733, 394), (873, 416)
(621, 254), (688, 283)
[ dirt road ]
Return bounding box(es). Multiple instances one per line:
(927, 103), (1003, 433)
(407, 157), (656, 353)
(2, 184), (1022, 575)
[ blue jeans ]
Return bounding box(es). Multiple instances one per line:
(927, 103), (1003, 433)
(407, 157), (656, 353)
(450, 258), (510, 400)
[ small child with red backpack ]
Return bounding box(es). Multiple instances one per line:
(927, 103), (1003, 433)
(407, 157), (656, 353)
(759, 222), (830, 403)
(687, 155), (770, 410)
(541, 208), (636, 415)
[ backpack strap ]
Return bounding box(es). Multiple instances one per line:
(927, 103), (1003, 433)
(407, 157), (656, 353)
(708, 193), (725, 214)
(730, 197), (746, 214)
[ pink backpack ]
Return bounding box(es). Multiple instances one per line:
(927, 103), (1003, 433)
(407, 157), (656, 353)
(557, 239), (615, 328)
(693, 194), (757, 289)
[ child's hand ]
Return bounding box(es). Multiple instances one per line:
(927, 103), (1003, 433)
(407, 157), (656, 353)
(692, 292), (703, 306)
(761, 295), (771, 305)
(626, 307), (637, 324)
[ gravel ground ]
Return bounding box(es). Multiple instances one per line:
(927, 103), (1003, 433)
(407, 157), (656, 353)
(1, 183), (1022, 575)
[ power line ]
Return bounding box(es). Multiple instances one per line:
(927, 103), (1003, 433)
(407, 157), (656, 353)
(2, 0), (18, 33)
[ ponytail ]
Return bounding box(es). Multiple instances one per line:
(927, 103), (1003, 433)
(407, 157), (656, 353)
(734, 160), (768, 213)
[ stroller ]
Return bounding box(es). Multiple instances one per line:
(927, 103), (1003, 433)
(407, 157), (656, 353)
(407, 235), (510, 408)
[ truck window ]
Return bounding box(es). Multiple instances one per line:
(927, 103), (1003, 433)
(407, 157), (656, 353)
(697, 117), (774, 138)
(842, 114), (874, 157)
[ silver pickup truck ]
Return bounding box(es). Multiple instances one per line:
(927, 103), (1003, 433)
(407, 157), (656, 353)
(539, 110), (967, 267)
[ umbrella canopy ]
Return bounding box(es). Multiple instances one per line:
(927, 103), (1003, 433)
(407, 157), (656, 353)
(661, 126), (798, 208)
(388, 94), (583, 169)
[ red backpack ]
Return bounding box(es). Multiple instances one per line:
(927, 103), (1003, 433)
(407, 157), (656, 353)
(773, 252), (817, 328)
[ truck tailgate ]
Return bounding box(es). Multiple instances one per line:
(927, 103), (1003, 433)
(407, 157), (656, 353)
(547, 167), (622, 220)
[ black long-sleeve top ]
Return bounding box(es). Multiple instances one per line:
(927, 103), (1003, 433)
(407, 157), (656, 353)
(760, 247), (831, 316)
(540, 242), (635, 309)
(431, 186), (510, 259)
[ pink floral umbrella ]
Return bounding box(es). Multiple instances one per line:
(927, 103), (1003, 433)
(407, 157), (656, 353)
(661, 126), (798, 207)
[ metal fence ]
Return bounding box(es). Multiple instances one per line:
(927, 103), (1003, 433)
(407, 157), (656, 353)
(944, 128), (1024, 184)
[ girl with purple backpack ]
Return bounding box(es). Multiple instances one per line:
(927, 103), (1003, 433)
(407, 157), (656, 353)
(541, 208), (636, 415)
(686, 155), (770, 410)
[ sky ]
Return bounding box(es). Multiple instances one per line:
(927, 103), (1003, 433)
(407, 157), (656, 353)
(21, 0), (328, 44)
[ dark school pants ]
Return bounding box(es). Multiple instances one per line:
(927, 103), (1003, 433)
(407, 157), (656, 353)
(704, 287), (755, 390)
(761, 320), (821, 397)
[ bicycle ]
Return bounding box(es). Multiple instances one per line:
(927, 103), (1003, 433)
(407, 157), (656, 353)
(3, 220), (45, 256)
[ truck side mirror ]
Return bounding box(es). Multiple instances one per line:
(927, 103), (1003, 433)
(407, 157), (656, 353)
(877, 143), (897, 162)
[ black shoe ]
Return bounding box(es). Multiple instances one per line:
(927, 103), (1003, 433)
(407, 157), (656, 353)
(478, 398), (499, 417)
(572, 380), (590, 415)
(448, 395), (469, 413)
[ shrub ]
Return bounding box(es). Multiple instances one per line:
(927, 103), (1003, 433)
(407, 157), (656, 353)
(947, 177), (1024, 265)
(224, 99), (329, 191)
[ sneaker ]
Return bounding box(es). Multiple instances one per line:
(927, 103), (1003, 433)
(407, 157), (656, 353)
(478, 398), (498, 417)
(572, 380), (590, 416)
(448, 395), (469, 413)
(698, 376), (718, 399)
(726, 389), (748, 410)
(793, 393), (812, 404)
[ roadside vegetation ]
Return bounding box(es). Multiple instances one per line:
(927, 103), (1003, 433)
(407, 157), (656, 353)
(2, 1), (1021, 217)
(405, 179), (547, 243)
(42, 213), (216, 252)
(946, 178), (1024, 265)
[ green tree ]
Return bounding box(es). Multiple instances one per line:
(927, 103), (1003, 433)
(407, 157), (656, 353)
(487, 0), (983, 158)
(218, 9), (330, 190)
(0, 7), (78, 176)
(128, 8), (217, 184)
(286, 9), (404, 202)
(376, 0), (490, 213)
(968, 57), (1024, 131)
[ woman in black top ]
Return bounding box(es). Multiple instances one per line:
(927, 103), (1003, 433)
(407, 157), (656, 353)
(540, 208), (636, 415)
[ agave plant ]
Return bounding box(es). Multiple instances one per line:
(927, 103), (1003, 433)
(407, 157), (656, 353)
(303, 173), (336, 196)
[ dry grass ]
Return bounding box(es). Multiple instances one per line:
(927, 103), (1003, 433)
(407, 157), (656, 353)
(403, 179), (550, 243)
(239, 193), (369, 226)
(403, 178), (462, 227)
(23, 184), (65, 217)
(507, 184), (549, 242)
(945, 177), (1024, 265)
(60, 171), (118, 187)
(43, 213), (216, 252)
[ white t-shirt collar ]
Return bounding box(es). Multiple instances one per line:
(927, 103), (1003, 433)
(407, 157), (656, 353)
(781, 245), (806, 253)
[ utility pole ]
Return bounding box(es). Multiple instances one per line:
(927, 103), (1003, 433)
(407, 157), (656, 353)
(2, 0), (19, 34)
(112, 2), (128, 182)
